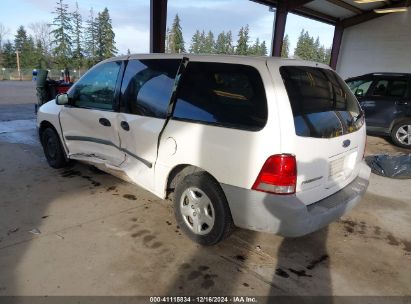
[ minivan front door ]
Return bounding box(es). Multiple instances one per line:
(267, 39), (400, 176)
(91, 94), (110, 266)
(60, 61), (126, 166)
(117, 58), (181, 192)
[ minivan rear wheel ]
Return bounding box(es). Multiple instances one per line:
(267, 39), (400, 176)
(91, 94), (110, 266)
(391, 120), (411, 149)
(173, 172), (234, 245)
(41, 128), (69, 168)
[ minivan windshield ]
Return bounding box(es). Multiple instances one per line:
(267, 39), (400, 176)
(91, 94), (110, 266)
(280, 66), (363, 138)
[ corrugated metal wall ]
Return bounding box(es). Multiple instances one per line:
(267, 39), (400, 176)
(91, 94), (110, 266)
(337, 10), (411, 79)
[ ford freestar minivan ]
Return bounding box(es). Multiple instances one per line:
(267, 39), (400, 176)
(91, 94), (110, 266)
(37, 54), (371, 245)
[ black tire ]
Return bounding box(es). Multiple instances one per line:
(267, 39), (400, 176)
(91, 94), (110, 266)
(391, 120), (411, 149)
(174, 172), (234, 246)
(41, 127), (69, 168)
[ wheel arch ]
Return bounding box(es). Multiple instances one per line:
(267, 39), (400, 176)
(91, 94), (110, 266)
(38, 120), (69, 158)
(39, 120), (58, 144)
(165, 164), (226, 202)
(389, 116), (411, 133)
(167, 164), (235, 244)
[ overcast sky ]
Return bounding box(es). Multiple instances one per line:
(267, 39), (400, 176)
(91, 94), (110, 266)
(1, 0), (335, 55)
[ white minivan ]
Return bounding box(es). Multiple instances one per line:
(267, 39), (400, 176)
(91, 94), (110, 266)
(37, 54), (371, 245)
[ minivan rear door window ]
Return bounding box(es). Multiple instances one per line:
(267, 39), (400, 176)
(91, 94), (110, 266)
(280, 66), (363, 138)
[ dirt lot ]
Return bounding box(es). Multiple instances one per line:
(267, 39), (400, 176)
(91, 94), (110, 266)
(0, 81), (410, 298)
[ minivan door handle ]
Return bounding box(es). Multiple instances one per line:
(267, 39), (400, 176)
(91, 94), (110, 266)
(99, 118), (111, 127)
(120, 121), (130, 131)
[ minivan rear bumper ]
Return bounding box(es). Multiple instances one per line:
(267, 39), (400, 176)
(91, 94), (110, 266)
(221, 161), (371, 237)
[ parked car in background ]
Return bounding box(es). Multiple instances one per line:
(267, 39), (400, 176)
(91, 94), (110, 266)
(346, 73), (411, 148)
(37, 54), (370, 245)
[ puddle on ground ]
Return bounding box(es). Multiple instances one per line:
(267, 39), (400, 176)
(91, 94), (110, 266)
(0, 119), (38, 145)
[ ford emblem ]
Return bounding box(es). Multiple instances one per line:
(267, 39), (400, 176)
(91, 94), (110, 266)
(342, 139), (351, 148)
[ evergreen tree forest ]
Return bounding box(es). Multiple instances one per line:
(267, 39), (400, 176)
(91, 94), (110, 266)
(0, 0), (117, 70)
(0, 6), (333, 72)
(166, 14), (331, 65)
(294, 29), (331, 64)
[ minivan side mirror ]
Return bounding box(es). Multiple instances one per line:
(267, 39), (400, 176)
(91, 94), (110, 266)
(355, 88), (364, 97)
(56, 93), (69, 105)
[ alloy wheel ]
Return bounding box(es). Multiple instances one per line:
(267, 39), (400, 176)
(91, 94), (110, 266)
(395, 124), (411, 146)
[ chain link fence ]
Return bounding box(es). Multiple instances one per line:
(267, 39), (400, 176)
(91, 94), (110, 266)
(0, 68), (88, 82)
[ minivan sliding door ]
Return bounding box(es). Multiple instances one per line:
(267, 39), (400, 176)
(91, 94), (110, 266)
(117, 58), (181, 192)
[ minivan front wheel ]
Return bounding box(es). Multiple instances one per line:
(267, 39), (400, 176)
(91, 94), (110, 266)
(391, 120), (411, 149)
(174, 172), (234, 245)
(41, 128), (69, 168)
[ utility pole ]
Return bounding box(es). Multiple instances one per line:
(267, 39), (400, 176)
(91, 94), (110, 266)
(15, 50), (21, 81)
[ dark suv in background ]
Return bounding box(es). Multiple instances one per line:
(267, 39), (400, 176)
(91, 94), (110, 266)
(346, 73), (411, 148)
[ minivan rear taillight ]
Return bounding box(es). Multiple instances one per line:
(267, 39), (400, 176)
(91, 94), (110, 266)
(252, 154), (297, 195)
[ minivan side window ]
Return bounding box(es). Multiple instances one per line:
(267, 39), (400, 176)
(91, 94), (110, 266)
(173, 62), (268, 131)
(70, 61), (121, 110)
(120, 59), (180, 118)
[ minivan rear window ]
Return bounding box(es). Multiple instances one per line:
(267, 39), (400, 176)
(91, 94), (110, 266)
(280, 66), (364, 138)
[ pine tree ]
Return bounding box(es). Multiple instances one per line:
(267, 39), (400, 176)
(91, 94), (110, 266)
(84, 7), (97, 65)
(95, 8), (117, 61)
(189, 30), (201, 54)
(2, 40), (16, 68)
(314, 37), (320, 54)
(215, 31), (226, 54)
(24, 36), (36, 68)
(198, 30), (206, 53)
(317, 45), (325, 63)
(225, 31), (234, 54)
(281, 34), (290, 58)
(294, 30), (331, 64)
(250, 38), (260, 55)
(14, 26), (28, 52)
(236, 25), (249, 55)
(324, 47), (331, 65)
(203, 31), (215, 54)
(33, 39), (47, 68)
(169, 14), (185, 53)
(294, 29), (316, 61)
(308, 33), (317, 61)
(260, 40), (267, 56)
(294, 29), (304, 59)
(14, 26), (35, 68)
(51, 0), (73, 68)
(72, 1), (83, 68)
